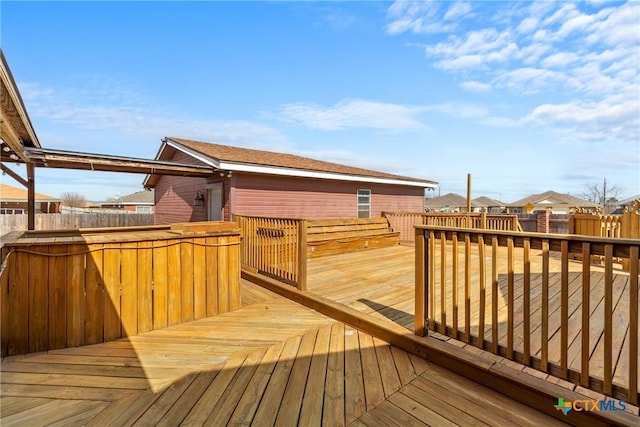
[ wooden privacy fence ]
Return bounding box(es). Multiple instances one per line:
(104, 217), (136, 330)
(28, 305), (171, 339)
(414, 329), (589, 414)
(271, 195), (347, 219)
(0, 222), (241, 357)
(383, 212), (522, 242)
(570, 201), (640, 240)
(414, 226), (639, 404)
(0, 213), (155, 235)
(569, 201), (640, 271)
(233, 214), (307, 290)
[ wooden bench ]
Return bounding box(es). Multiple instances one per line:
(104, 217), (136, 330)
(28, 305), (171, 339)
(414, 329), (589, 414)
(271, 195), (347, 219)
(306, 218), (400, 258)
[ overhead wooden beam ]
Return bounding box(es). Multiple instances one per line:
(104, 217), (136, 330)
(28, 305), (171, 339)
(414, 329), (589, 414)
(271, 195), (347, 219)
(0, 163), (28, 187)
(24, 147), (214, 176)
(26, 163), (35, 230)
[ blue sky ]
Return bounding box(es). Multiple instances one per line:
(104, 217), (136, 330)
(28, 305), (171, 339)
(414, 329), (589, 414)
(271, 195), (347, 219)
(2, 0), (638, 203)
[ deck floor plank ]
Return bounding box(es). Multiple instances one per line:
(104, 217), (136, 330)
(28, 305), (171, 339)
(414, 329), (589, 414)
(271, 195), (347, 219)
(1, 275), (584, 426)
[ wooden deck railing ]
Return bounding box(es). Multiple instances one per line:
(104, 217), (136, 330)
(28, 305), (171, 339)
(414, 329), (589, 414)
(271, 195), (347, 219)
(234, 214), (307, 290)
(0, 222), (242, 357)
(414, 226), (639, 404)
(383, 212), (522, 242)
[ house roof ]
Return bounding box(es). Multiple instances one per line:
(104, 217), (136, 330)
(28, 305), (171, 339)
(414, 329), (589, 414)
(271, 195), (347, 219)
(104, 190), (154, 205)
(144, 137), (438, 189)
(472, 196), (505, 207)
(0, 183), (60, 202)
(425, 193), (471, 209)
(618, 194), (640, 206)
(508, 190), (595, 208)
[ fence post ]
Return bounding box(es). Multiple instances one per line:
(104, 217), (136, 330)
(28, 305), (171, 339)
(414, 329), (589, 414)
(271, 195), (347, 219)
(297, 219), (307, 291)
(415, 226), (427, 336)
(480, 212), (487, 229)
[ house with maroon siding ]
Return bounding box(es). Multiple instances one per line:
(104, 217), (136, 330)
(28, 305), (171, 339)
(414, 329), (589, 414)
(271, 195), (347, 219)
(143, 137), (437, 224)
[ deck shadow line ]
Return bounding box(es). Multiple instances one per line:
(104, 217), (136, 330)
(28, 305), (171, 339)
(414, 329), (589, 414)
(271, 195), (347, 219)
(357, 298), (414, 329)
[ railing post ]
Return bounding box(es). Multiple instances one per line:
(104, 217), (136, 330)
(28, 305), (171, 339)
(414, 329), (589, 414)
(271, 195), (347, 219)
(297, 219), (307, 291)
(415, 226), (427, 336)
(480, 212), (487, 229)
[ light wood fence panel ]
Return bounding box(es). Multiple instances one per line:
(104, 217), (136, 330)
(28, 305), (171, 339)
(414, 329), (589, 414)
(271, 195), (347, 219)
(384, 212), (521, 242)
(0, 222), (241, 357)
(234, 214), (307, 289)
(0, 213), (154, 235)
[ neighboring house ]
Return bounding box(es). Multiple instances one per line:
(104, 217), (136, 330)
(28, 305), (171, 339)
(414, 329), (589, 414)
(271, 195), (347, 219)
(101, 190), (155, 213)
(472, 196), (506, 213)
(424, 193), (471, 212)
(508, 190), (595, 214)
(144, 137), (437, 224)
(0, 183), (60, 214)
(612, 194), (640, 214)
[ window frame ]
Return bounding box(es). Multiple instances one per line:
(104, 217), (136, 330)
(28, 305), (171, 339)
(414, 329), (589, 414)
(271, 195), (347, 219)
(357, 189), (371, 218)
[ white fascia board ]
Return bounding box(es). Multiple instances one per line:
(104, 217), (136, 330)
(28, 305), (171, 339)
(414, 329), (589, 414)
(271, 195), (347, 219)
(219, 161), (436, 188)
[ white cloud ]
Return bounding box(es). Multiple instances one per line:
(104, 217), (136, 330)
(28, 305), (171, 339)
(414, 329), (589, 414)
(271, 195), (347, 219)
(443, 2), (472, 21)
(460, 81), (492, 93)
(540, 52), (580, 68)
(20, 81), (286, 147)
(385, 0), (640, 147)
(385, 0), (457, 35)
(278, 99), (427, 131)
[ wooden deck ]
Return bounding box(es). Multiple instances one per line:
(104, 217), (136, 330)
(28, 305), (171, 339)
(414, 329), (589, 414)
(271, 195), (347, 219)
(306, 245), (639, 412)
(1, 281), (565, 426)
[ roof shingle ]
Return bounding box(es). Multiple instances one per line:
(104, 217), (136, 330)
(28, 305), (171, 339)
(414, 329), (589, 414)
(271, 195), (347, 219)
(167, 137), (437, 185)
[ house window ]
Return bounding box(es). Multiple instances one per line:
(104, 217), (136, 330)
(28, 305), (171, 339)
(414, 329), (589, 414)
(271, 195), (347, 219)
(357, 189), (371, 218)
(136, 205), (152, 213)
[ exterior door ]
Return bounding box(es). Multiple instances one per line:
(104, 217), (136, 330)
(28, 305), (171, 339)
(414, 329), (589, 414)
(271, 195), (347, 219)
(207, 183), (223, 221)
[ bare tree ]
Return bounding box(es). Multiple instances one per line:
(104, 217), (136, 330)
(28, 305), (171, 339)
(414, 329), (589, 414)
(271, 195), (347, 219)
(60, 192), (87, 208)
(582, 178), (623, 214)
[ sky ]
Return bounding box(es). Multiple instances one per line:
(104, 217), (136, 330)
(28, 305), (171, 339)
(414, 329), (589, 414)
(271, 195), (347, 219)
(1, 0), (639, 203)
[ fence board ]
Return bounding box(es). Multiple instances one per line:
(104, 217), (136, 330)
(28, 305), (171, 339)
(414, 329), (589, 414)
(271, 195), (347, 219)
(67, 245), (86, 348)
(153, 241), (168, 330)
(167, 239), (182, 326)
(48, 245), (67, 350)
(103, 243), (122, 341)
(85, 245), (104, 345)
(120, 242), (138, 337)
(0, 213), (154, 235)
(181, 238), (194, 323)
(193, 239), (207, 320)
(29, 246), (49, 353)
(9, 249), (28, 356)
(137, 241), (153, 334)
(0, 223), (242, 357)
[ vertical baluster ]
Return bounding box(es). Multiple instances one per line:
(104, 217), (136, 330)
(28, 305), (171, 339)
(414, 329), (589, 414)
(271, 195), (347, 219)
(440, 231), (447, 334)
(603, 244), (613, 395)
(581, 242), (591, 387)
(629, 245), (638, 405)
(491, 236), (499, 354)
(478, 235), (486, 349)
(560, 240), (569, 379)
(415, 227), (426, 336)
(541, 239), (550, 372)
(464, 234), (471, 344)
(452, 233), (459, 338)
(523, 238), (531, 366)
(428, 230), (436, 331)
(507, 237), (514, 359)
